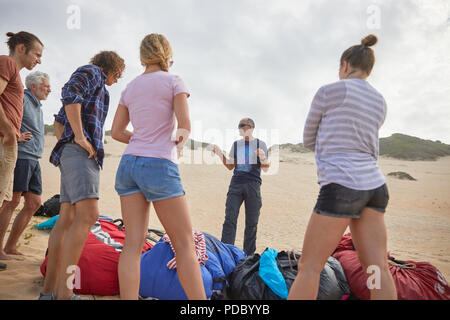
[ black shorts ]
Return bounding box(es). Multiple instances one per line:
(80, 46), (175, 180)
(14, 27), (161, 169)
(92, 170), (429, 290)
(314, 183), (389, 219)
(13, 159), (42, 195)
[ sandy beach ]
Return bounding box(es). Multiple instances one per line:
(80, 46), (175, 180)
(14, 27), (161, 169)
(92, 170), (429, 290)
(0, 134), (449, 300)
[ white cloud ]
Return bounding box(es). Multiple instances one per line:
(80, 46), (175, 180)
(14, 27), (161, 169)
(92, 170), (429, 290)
(1, 0), (449, 148)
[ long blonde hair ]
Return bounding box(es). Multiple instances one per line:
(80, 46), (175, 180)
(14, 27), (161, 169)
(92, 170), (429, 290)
(140, 33), (173, 72)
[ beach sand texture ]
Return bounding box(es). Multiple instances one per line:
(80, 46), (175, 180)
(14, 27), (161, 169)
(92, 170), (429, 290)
(0, 135), (449, 299)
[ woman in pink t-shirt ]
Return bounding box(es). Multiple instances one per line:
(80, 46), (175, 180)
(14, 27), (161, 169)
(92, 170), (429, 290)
(111, 34), (206, 300)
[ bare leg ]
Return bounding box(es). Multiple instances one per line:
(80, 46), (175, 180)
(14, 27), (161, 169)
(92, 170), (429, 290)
(153, 195), (206, 300)
(288, 212), (350, 300)
(4, 191), (41, 255)
(54, 198), (99, 300)
(42, 202), (76, 295)
(349, 207), (397, 300)
(117, 193), (150, 300)
(0, 192), (22, 260)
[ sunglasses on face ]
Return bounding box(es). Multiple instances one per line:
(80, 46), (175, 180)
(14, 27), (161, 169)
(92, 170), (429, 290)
(238, 123), (252, 129)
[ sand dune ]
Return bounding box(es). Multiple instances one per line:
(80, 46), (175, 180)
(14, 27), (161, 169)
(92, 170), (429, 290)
(0, 135), (449, 299)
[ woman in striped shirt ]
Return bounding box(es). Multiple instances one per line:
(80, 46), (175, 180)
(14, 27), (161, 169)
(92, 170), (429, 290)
(288, 35), (397, 300)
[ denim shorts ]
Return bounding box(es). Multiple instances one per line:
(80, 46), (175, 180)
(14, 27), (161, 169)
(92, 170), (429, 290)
(314, 183), (389, 219)
(115, 155), (185, 202)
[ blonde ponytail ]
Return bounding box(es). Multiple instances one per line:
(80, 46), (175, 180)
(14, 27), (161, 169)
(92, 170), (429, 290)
(140, 33), (173, 71)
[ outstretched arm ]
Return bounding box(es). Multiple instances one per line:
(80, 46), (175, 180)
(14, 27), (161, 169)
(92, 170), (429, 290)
(213, 145), (235, 170)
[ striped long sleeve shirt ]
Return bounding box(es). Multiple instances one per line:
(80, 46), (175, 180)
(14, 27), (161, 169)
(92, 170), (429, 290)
(303, 78), (387, 190)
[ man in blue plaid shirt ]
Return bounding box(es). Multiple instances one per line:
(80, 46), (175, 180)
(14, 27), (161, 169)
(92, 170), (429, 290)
(41, 51), (125, 300)
(50, 64), (111, 168)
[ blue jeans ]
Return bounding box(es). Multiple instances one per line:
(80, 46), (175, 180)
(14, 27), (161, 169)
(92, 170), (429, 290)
(221, 180), (262, 255)
(115, 155), (185, 202)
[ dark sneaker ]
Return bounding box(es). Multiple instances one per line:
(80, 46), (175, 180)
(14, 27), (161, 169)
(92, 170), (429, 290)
(39, 292), (54, 300)
(69, 295), (89, 300)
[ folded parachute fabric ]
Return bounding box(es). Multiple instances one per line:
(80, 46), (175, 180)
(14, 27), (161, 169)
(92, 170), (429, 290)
(227, 250), (350, 300)
(333, 233), (450, 300)
(41, 217), (152, 296)
(34, 215), (59, 230)
(162, 230), (208, 269)
(34, 214), (114, 231)
(139, 231), (245, 300)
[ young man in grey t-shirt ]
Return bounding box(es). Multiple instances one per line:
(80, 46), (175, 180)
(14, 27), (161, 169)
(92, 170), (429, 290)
(213, 118), (270, 255)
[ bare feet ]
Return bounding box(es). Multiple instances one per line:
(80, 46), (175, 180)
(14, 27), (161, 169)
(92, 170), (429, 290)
(0, 250), (12, 260)
(4, 248), (24, 256)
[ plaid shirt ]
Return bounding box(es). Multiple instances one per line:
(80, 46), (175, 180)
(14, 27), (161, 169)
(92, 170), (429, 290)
(50, 64), (110, 168)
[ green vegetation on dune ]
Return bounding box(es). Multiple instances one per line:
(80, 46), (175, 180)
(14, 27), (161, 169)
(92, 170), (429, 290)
(387, 171), (417, 181)
(105, 131), (210, 151)
(54, 126), (450, 161)
(186, 139), (212, 150)
(44, 124), (55, 135)
(379, 133), (450, 161)
(268, 143), (310, 153)
(271, 133), (450, 161)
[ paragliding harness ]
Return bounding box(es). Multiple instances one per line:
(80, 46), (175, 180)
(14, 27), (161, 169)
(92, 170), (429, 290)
(332, 233), (450, 300)
(225, 250), (301, 300)
(34, 194), (60, 217)
(113, 218), (165, 249)
(226, 249), (350, 300)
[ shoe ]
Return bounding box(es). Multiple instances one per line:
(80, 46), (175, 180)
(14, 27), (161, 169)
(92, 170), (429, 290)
(139, 295), (158, 300)
(39, 292), (54, 300)
(0, 262), (6, 271)
(69, 294), (89, 300)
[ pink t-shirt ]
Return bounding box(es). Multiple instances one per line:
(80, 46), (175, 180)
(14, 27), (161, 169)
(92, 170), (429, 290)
(119, 71), (190, 163)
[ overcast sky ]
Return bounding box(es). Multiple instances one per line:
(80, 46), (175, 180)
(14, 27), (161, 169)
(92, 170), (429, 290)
(1, 0), (449, 148)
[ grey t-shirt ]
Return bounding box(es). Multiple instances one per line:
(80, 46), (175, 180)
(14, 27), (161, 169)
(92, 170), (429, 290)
(229, 138), (268, 184)
(18, 89), (44, 160)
